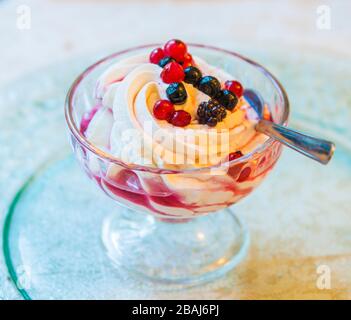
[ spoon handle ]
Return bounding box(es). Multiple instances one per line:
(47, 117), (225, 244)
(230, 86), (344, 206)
(256, 120), (335, 164)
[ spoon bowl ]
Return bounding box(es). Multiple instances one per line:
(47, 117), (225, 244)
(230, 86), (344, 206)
(244, 88), (335, 165)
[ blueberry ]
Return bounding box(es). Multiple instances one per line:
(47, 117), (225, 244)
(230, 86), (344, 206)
(158, 57), (175, 68)
(215, 89), (238, 111)
(196, 76), (221, 98)
(166, 82), (187, 105)
(184, 66), (202, 85)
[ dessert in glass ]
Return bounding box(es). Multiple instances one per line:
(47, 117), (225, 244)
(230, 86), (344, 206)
(65, 40), (288, 284)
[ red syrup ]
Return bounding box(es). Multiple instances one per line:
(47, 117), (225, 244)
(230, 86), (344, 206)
(80, 91), (282, 217)
(109, 76), (125, 86)
(99, 177), (186, 217)
(80, 104), (101, 135)
(92, 149), (281, 217)
(101, 172), (198, 213)
(83, 129), (282, 217)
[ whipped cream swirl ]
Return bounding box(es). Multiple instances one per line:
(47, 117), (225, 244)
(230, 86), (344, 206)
(87, 53), (267, 170)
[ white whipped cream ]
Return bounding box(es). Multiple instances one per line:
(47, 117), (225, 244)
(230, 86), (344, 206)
(90, 53), (265, 170)
(84, 52), (272, 215)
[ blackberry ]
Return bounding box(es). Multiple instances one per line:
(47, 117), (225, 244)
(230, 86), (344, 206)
(207, 117), (218, 127)
(196, 76), (221, 98)
(158, 56), (175, 68)
(184, 66), (202, 85)
(198, 117), (207, 125)
(196, 101), (208, 118)
(166, 82), (187, 105)
(208, 100), (226, 120)
(196, 99), (227, 127)
(215, 89), (238, 111)
(210, 104), (226, 120)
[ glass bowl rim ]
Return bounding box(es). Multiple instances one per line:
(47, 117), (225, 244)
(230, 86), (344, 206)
(65, 43), (290, 174)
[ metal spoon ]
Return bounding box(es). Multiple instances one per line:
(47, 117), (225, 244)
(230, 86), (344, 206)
(243, 89), (335, 165)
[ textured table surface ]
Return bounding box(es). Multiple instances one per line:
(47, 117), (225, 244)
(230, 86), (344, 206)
(0, 0), (350, 300)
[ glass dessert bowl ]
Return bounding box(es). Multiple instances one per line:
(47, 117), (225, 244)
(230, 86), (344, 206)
(65, 42), (289, 285)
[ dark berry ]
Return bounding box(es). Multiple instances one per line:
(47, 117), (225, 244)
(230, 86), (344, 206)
(149, 48), (165, 64)
(184, 66), (202, 85)
(153, 100), (175, 120)
(215, 89), (238, 111)
(169, 110), (191, 127)
(166, 82), (187, 105)
(196, 100), (227, 127)
(198, 117), (207, 124)
(207, 117), (218, 127)
(164, 39), (188, 62)
(206, 99), (220, 110)
(225, 80), (244, 98)
(208, 100), (226, 121)
(158, 57), (175, 68)
(197, 76), (221, 98)
(219, 109), (227, 120)
(211, 103), (227, 120)
(229, 151), (243, 161)
(160, 61), (184, 84)
(197, 101), (208, 118)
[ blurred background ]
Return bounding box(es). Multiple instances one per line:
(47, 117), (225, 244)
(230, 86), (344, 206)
(0, 0), (350, 300)
(0, 0), (349, 86)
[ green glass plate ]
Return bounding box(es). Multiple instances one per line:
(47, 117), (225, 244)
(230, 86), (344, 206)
(1, 49), (350, 299)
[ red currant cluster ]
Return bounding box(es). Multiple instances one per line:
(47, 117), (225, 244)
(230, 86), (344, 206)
(149, 39), (244, 128)
(150, 39), (193, 127)
(150, 39), (194, 69)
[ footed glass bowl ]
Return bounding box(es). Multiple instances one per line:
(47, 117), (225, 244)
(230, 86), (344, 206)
(64, 44), (289, 284)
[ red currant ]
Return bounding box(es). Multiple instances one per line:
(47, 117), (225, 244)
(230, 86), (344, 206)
(149, 47), (165, 64)
(224, 80), (244, 98)
(169, 110), (191, 127)
(228, 151), (243, 161)
(164, 39), (188, 62)
(161, 61), (185, 84)
(237, 167), (251, 182)
(153, 100), (175, 120)
(181, 53), (193, 68)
